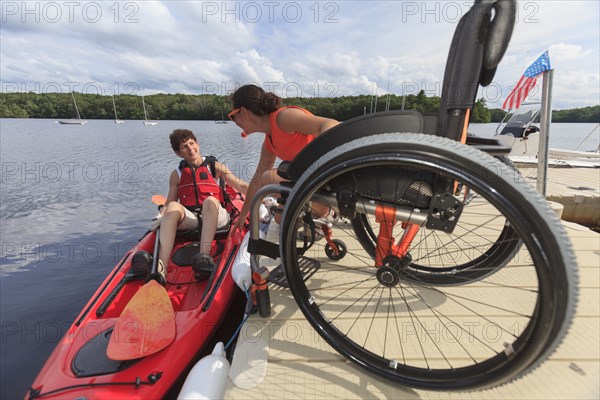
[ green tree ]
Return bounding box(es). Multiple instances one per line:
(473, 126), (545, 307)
(0, 92), (598, 123)
(471, 98), (491, 123)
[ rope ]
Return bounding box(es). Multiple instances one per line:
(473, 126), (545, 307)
(574, 123), (600, 151)
(224, 287), (251, 351)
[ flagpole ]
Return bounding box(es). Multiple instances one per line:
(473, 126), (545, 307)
(537, 69), (554, 195)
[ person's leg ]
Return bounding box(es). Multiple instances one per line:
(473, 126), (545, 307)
(158, 202), (188, 275)
(193, 196), (230, 275)
(199, 196), (220, 255)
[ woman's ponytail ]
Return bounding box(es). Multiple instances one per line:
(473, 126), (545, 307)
(231, 84), (282, 116)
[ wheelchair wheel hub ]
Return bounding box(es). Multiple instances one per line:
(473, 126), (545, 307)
(377, 266), (400, 287)
(377, 255), (412, 287)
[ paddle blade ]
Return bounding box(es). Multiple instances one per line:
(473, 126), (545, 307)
(151, 195), (167, 206)
(107, 280), (175, 360)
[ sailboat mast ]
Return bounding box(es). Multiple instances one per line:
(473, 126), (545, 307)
(72, 92), (82, 119)
(142, 95), (148, 120)
(112, 96), (118, 119)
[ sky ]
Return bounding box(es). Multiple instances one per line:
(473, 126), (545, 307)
(1, 0), (599, 110)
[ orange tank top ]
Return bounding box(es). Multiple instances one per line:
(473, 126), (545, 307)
(264, 106), (316, 162)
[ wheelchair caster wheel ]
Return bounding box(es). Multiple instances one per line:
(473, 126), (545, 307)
(325, 239), (347, 260)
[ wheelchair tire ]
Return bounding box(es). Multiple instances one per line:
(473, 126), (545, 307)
(280, 133), (577, 390)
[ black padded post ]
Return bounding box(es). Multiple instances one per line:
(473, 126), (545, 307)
(437, 0), (515, 141)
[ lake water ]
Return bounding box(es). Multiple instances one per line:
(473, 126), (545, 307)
(0, 118), (598, 398)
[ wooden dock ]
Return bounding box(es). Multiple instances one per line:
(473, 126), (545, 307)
(225, 220), (598, 399)
(224, 167), (599, 399)
(520, 166), (599, 229)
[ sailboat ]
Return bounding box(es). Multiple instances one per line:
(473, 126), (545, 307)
(58, 92), (87, 125)
(215, 106), (228, 124)
(142, 95), (158, 126)
(112, 96), (124, 124)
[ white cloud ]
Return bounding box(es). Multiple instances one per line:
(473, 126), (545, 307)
(549, 43), (593, 63)
(1, 0), (598, 108)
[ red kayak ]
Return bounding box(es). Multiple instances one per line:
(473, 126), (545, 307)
(27, 201), (247, 399)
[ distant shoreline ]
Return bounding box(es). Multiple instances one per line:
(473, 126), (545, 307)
(1, 92), (599, 123)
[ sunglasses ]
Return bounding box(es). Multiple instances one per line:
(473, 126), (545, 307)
(227, 107), (242, 121)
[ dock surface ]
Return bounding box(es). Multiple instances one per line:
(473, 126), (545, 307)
(225, 221), (599, 399)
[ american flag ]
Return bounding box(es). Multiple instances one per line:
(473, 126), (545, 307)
(502, 51), (552, 110)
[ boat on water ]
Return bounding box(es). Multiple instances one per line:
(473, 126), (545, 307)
(27, 191), (249, 399)
(112, 95), (124, 124)
(215, 107), (228, 124)
(494, 103), (599, 168)
(142, 95), (158, 126)
(58, 92), (87, 125)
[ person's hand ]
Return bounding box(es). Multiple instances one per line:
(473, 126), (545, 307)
(232, 217), (245, 235)
(150, 212), (163, 231)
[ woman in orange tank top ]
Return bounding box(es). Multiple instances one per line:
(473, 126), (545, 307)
(228, 84), (339, 234)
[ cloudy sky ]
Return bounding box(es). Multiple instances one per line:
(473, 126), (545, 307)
(1, 0), (598, 109)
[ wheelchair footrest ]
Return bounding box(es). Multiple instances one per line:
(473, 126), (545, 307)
(268, 257), (320, 288)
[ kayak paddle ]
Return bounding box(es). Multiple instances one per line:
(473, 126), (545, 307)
(107, 227), (175, 360)
(151, 194), (167, 206)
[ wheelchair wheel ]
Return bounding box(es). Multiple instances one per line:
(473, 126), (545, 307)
(280, 133), (577, 390)
(325, 239), (347, 260)
(350, 157), (522, 286)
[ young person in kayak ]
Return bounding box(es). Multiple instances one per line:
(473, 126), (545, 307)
(228, 84), (339, 236)
(153, 129), (248, 277)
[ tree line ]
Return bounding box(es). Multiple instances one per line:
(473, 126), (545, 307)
(1, 91), (598, 123)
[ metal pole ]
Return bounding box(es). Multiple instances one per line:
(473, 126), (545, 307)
(248, 183), (290, 272)
(537, 69), (553, 195)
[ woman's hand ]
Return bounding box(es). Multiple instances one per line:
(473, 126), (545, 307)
(150, 213), (163, 231)
(232, 216), (246, 235)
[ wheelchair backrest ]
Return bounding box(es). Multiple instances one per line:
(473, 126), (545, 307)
(278, 0), (515, 182)
(437, 0), (515, 142)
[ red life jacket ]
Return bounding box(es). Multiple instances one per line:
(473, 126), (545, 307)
(177, 158), (225, 211)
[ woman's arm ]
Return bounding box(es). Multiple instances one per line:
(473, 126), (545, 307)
(276, 107), (339, 136)
(215, 161), (249, 194)
(233, 143), (277, 231)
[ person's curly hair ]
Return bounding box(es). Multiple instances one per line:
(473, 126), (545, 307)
(169, 129), (197, 152)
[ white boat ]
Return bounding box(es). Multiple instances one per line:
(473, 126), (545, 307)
(215, 107), (228, 124)
(494, 104), (599, 168)
(112, 96), (124, 124)
(58, 92), (87, 125)
(142, 95), (158, 126)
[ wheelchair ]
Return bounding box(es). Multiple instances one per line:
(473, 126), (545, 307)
(247, 0), (577, 391)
